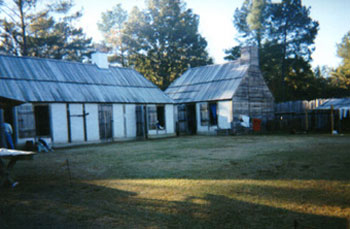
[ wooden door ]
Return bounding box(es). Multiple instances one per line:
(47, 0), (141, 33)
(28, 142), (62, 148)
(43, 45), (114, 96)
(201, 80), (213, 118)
(177, 104), (187, 133)
(136, 105), (145, 137)
(98, 104), (113, 140)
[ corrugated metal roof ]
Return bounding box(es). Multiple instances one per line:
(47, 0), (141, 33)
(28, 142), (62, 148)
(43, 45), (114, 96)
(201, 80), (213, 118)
(316, 98), (350, 110)
(165, 61), (249, 103)
(0, 55), (173, 104)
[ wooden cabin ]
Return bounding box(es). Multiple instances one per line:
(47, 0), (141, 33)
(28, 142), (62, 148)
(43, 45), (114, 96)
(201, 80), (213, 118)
(0, 53), (175, 148)
(165, 47), (274, 135)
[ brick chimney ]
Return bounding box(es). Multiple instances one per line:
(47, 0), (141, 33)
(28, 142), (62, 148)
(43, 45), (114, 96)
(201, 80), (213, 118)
(240, 46), (259, 66)
(91, 52), (109, 69)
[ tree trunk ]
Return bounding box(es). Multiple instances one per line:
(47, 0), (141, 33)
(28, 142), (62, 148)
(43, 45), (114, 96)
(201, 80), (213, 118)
(18, 0), (27, 56)
(281, 18), (288, 102)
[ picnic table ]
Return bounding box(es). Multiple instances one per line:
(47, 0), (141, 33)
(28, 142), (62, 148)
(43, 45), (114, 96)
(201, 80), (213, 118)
(0, 148), (36, 187)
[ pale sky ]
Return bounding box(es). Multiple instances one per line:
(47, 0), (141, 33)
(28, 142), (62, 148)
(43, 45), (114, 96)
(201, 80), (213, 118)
(74, 0), (350, 69)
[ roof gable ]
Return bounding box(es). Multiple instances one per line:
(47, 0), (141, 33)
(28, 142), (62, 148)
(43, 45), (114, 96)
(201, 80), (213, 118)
(165, 61), (249, 103)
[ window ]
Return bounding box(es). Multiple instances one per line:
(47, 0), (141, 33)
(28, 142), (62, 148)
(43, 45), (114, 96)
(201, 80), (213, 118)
(148, 105), (166, 130)
(148, 106), (157, 130)
(34, 105), (51, 136)
(17, 104), (36, 138)
(200, 103), (209, 126)
(200, 102), (218, 126)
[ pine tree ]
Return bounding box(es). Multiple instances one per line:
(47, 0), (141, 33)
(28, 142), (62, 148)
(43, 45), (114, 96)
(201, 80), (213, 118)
(97, 4), (128, 66)
(226, 0), (319, 101)
(0, 0), (93, 61)
(330, 31), (350, 90)
(121, 0), (212, 89)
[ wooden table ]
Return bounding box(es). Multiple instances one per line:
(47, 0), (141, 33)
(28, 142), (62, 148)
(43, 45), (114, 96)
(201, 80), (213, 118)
(0, 148), (36, 187)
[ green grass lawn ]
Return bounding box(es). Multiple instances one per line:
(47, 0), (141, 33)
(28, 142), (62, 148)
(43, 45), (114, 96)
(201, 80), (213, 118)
(1, 135), (350, 228)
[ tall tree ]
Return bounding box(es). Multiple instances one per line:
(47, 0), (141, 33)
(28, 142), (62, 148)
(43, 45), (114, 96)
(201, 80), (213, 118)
(227, 0), (319, 101)
(122, 0), (212, 89)
(0, 0), (93, 61)
(97, 4), (128, 66)
(246, 0), (267, 50)
(267, 0), (319, 100)
(330, 31), (350, 91)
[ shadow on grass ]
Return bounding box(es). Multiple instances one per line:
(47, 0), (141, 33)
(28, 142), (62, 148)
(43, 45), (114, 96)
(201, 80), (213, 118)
(0, 179), (347, 228)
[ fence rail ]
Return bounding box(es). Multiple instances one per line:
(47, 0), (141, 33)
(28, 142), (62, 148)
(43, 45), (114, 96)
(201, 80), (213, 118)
(273, 99), (350, 133)
(275, 99), (328, 114)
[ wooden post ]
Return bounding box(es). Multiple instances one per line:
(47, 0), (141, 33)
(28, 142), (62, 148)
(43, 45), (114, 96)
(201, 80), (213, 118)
(66, 104), (72, 143)
(294, 219), (298, 229)
(305, 109), (308, 132)
(66, 159), (72, 186)
(330, 105), (334, 134)
(82, 104), (87, 142)
(338, 109), (342, 134)
(0, 109), (6, 148)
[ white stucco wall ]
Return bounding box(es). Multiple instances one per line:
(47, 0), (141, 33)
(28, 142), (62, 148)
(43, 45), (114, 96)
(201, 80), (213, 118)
(85, 104), (99, 141)
(165, 104), (175, 134)
(125, 104), (136, 138)
(218, 100), (233, 129)
(113, 104), (125, 138)
(69, 104), (84, 142)
(51, 103), (68, 144)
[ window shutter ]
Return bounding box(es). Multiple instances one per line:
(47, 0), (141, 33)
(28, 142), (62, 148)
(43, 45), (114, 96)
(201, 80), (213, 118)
(17, 104), (36, 138)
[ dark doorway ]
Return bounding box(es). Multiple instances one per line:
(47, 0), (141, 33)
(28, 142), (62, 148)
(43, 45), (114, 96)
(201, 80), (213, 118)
(186, 104), (197, 134)
(136, 105), (147, 138)
(34, 105), (50, 136)
(98, 104), (113, 140)
(4, 106), (14, 125)
(209, 102), (218, 126)
(157, 106), (165, 129)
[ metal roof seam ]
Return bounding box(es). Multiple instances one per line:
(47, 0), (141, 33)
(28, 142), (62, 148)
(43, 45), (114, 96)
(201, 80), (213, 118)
(0, 77), (158, 89)
(167, 76), (244, 89)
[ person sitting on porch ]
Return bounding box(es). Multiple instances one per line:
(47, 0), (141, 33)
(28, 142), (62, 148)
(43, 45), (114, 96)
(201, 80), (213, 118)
(156, 120), (164, 130)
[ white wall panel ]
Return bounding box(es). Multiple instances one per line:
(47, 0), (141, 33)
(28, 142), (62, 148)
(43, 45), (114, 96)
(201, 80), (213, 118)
(218, 101), (232, 129)
(85, 104), (99, 141)
(69, 104), (84, 142)
(113, 104), (125, 138)
(165, 104), (174, 134)
(125, 104), (136, 138)
(50, 103), (68, 143)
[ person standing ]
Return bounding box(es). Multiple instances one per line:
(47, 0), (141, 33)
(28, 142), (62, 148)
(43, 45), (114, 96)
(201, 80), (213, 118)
(3, 122), (14, 149)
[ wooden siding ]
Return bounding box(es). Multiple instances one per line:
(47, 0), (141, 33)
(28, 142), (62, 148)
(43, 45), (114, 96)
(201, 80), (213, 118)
(232, 65), (274, 132)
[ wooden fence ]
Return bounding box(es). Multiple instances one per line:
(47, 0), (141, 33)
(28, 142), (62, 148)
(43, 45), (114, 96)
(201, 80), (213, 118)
(271, 99), (350, 133)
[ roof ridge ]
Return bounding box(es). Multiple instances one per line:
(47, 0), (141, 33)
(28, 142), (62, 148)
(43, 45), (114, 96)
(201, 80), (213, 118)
(0, 54), (137, 71)
(187, 60), (239, 71)
(0, 77), (157, 89)
(0, 53), (92, 66)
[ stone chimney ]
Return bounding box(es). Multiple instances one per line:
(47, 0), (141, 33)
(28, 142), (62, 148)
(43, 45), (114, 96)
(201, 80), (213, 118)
(91, 52), (109, 69)
(240, 46), (259, 66)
